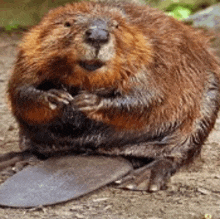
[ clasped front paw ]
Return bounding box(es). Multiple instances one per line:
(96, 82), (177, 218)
(42, 89), (74, 110)
(73, 92), (102, 115)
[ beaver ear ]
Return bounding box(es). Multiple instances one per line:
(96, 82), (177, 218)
(112, 20), (119, 29)
(46, 7), (59, 15)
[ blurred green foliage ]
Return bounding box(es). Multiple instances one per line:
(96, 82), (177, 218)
(166, 4), (194, 20)
(0, 0), (80, 31)
(5, 22), (20, 31)
(0, 0), (218, 30)
(146, 0), (218, 11)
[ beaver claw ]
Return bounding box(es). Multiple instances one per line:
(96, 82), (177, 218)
(43, 89), (74, 110)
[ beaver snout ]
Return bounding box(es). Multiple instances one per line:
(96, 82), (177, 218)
(84, 19), (110, 48)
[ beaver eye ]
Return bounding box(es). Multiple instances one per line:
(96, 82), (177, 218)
(64, 21), (71, 27)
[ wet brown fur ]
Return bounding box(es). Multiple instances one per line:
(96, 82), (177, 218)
(7, 0), (220, 190)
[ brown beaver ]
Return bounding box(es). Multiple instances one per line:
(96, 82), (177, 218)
(2, 0), (220, 191)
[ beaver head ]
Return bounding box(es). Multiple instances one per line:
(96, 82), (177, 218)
(19, 1), (152, 91)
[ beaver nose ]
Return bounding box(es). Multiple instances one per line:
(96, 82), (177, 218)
(85, 20), (109, 46)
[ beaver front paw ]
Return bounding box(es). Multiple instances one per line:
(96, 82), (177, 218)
(43, 89), (74, 110)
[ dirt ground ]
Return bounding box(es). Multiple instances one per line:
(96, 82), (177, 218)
(0, 31), (219, 219)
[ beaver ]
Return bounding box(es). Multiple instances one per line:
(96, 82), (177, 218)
(1, 0), (220, 192)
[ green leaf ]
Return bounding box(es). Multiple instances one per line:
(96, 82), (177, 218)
(5, 21), (20, 31)
(167, 6), (191, 20)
